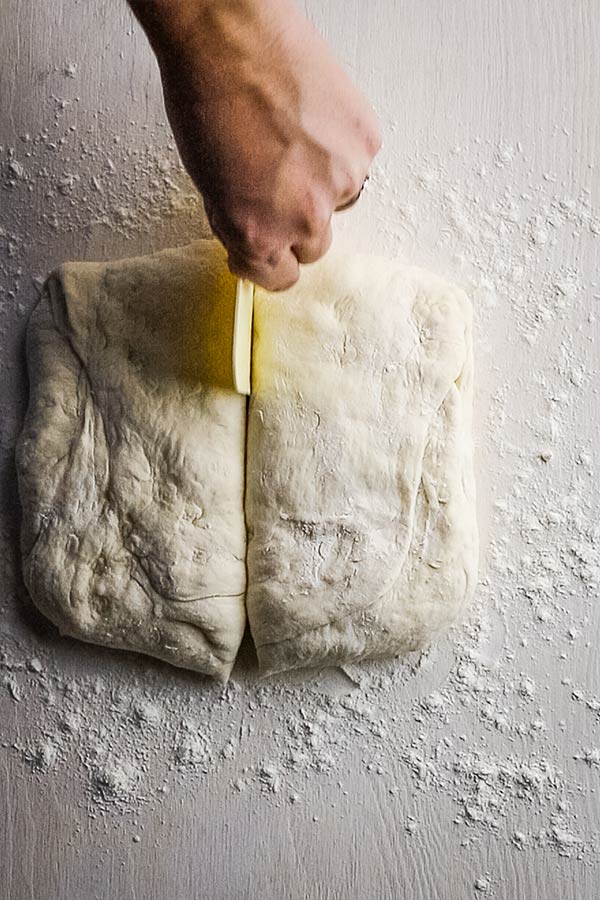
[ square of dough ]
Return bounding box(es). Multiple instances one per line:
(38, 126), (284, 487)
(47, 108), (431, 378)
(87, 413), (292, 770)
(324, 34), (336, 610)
(17, 241), (247, 681)
(245, 253), (477, 675)
(18, 241), (476, 680)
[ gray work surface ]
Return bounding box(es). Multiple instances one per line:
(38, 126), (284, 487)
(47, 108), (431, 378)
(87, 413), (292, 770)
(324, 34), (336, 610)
(1, 1), (599, 898)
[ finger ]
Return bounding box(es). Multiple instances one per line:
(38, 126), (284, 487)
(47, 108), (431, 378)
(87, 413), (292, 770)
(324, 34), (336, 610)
(363, 111), (383, 159)
(333, 118), (380, 208)
(203, 196), (229, 247)
(335, 175), (368, 212)
(292, 220), (333, 264)
(335, 191), (361, 212)
(227, 247), (300, 292)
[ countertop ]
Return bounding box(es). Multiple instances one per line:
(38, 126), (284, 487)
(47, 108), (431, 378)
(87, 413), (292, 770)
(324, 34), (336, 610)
(1, 1), (599, 898)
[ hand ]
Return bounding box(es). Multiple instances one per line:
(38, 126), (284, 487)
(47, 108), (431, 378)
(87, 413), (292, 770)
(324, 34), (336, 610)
(130, 0), (381, 290)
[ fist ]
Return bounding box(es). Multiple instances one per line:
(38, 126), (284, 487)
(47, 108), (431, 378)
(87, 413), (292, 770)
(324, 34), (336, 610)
(153, 0), (381, 290)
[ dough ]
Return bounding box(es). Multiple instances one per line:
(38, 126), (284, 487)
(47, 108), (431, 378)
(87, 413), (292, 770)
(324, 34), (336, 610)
(246, 253), (477, 674)
(16, 241), (247, 681)
(18, 240), (477, 679)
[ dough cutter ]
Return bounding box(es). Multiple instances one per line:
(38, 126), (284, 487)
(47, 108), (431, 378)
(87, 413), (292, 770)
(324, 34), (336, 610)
(232, 278), (255, 395)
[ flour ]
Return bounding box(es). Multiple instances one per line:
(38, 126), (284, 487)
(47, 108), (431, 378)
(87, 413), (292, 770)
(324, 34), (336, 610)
(61, 62), (78, 79)
(23, 740), (58, 773)
(3, 675), (21, 702)
(1, 83), (600, 881)
(576, 748), (600, 769)
(173, 732), (212, 772)
(90, 760), (141, 807)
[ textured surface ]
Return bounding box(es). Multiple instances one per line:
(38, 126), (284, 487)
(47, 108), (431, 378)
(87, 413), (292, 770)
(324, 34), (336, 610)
(17, 241), (247, 680)
(1, 1), (599, 899)
(248, 254), (476, 673)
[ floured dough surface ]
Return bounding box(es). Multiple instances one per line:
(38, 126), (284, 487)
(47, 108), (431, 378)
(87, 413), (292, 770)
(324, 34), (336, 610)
(246, 253), (477, 674)
(17, 241), (247, 681)
(18, 240), (477, 680)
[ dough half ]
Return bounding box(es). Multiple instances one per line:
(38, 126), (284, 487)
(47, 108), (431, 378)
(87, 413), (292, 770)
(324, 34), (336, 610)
(16, 241), (247, 680)
(245, 253), (477, 674)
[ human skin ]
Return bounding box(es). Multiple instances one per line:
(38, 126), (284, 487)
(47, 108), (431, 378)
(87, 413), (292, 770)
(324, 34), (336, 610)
(127, 0), (381, 289)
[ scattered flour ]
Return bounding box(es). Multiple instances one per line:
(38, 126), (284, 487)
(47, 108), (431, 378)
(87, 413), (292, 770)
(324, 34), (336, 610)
(90, 759), (141, 807)
(0, 70), (599, 884)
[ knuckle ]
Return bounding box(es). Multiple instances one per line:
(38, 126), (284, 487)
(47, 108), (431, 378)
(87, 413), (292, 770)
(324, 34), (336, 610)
(349, 170), (364, 197)
(278, 270), (300, 291)
(235, 220), (260, 257)
(225, 208), (270, 263)
(226, 254), (249, 279)
(364, 120), (383, 157)
(295, 223), (332, 264)
(340, 167), (364, 203)
(299, 190), (332, 238)
(358, 103), (383, 158)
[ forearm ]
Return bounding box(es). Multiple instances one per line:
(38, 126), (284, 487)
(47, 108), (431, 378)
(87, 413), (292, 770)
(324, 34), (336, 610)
(127, 0), (210, 55)
(125, 0), (380, 289)
(127, 0), (298, 63)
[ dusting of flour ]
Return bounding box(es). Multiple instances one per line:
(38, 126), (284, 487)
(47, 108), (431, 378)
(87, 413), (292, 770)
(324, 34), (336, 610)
(1, 56), (599, 885)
